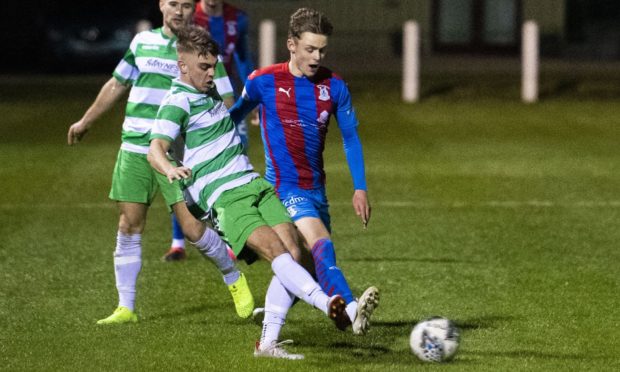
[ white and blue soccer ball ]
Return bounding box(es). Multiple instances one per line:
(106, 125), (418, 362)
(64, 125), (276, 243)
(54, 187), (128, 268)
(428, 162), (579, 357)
(410, 316), (460, 362)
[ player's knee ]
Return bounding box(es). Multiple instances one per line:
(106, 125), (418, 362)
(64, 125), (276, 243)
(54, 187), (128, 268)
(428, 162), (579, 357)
(171, 203), (203, 241)
(260, 238), (288, 260)
(118, 219), (144, 235)
(286, 244), (303, 262)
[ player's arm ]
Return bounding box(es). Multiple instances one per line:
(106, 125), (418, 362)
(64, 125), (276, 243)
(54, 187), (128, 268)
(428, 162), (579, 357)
(341, 124), (371, 228)
(68, 38), (138, 145)
(148, 138), (191, 183)
(335, 80), (371, 227)
(234, 15), (260, 125)
(67, 77), (129, 145)
(149, 99), (191, 182)
(223, 96), (235, 109)
(228, 86), (260, 126)
(229, 95), (259, 124)
(234, 11), (254, 84)
(229, 73), (261, 124)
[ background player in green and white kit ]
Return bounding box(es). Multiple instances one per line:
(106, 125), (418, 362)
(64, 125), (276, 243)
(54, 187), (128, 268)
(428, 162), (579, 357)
(67, 0), (253, 324)
(149, 25), (354, 360)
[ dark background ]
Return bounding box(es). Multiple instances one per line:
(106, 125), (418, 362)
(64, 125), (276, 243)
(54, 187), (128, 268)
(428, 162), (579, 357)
(1, 0), (620, 73)
(0, 0), (160, 72)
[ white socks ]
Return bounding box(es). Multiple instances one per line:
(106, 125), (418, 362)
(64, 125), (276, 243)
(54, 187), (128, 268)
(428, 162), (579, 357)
(261, 253), (338, 345)
(260, 276), (295, 346)
(271, 253), (329, 314)
(192, 228), (240, 286)
(171, 238), (185, 249)
(113, 229), (240, 312)
(114, 232), (142, 311)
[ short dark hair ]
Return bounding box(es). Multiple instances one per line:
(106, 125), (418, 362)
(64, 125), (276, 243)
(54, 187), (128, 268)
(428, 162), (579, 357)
(288, 8), (333, 39)
(176, 25), (219, 58)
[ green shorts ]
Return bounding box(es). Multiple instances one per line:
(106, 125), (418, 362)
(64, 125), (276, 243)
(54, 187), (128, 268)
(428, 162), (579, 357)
(212, 177), (292, 257)
(109, 149), (184, 210)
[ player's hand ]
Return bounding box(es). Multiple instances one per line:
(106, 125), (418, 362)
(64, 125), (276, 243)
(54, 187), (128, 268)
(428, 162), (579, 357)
(166, 167), (192, 183)
(67, 120), (90, 145)
(250, 108), (260, 126)
(352, 189), (371, 229)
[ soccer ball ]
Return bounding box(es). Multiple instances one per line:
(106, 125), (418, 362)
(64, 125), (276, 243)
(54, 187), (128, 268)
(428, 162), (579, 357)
(410, 316), (460, 362)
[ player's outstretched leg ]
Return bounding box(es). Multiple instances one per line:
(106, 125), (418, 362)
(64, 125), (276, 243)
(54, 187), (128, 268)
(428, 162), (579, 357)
(192, 227), (254, 318)
(270, 252), (350, 330)
(313, 238), (370, 328)
(312, 239), (354, 302)
(98, 232), (141, 325)
(162, 213), (186, 261)
(352, 286), (380, 335)
(252, 288), (369, 333)
(254, 276), (303, 360)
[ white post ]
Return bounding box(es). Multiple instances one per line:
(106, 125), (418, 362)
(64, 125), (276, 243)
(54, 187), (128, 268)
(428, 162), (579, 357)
(259, 20), (276, 68)
(522, 20), (539, 103)
(402, 20), (420, 103)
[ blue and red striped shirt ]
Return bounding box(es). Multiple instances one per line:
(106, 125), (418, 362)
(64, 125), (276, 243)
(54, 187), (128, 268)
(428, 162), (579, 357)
(194, 2), (253, 92)
(230, 62), (366, 192)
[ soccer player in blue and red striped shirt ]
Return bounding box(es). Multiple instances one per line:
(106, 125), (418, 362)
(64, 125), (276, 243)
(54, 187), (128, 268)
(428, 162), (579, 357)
(231, 8), (380, 338)
(194, 0), (254, 95)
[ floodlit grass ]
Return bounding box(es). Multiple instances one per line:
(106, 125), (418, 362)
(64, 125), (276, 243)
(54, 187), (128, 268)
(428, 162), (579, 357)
(1, 72), (619, 371)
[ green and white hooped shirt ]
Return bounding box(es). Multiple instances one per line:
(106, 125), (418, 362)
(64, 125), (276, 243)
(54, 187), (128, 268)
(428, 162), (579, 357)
(113, 28), (233, 155)
(151, 78), (257, 211)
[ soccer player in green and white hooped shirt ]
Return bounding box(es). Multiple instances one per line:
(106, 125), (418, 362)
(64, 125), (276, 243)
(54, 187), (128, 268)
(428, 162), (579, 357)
(67, 0), (253, 324)
(149, 25), (350, 360)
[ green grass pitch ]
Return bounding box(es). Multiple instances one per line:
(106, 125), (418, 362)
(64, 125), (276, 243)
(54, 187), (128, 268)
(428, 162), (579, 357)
(1, 72), (619, 371)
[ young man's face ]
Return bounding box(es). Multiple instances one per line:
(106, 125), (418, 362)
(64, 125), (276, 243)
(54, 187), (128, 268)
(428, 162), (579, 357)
(287, 32), (328, 78)
(179, 51), (218, 93)
(160, 0), (194, 34)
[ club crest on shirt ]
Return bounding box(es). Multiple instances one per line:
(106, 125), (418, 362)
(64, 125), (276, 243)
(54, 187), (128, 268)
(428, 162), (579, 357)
(317, 85), (330, 101)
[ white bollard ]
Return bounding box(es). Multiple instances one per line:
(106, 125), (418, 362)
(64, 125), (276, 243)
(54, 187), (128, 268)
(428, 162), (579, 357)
(522, 20), (539, 103)
(402, 20), (420, 103)
(259, 20), (276, 68)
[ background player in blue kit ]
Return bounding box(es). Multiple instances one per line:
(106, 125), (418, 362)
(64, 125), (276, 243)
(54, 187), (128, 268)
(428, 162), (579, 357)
(194, 0), (253, 92)
(230, 7), (379, 335)
(194, 0), (254, 140)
